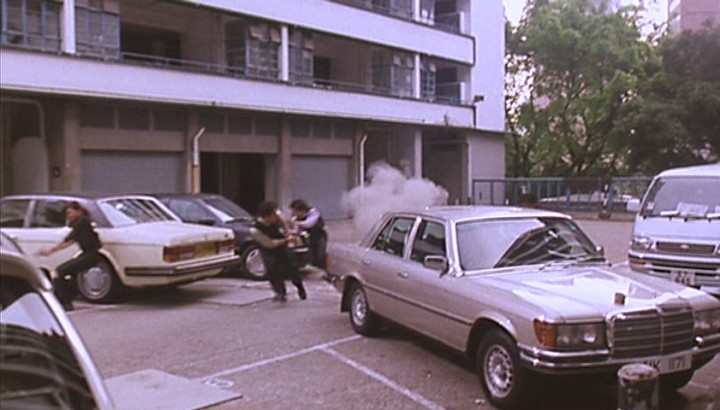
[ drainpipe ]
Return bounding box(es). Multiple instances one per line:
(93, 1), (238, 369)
(358, 133), (368, 188)
(191, 127), (206, 194)
(358, 133), (368, 211)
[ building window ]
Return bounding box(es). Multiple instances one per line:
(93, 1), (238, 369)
(118, 106), (149, 130)
(225, 20), (279, 80)
(199, 113), (225, 134)
(372, 50), (414, 98)
(421, 59), (437, 101)
(372, 0), (412, 19)
(80, 104), (115, 128)
(289, 28), (314, 84)
(290, 119), (311, 138)
(227, 114), (252, 135)
(1, 0), (62, 52)
(153, 109), (185, 131)
(75, 0), (120, 58)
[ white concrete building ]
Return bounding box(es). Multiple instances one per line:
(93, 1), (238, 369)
(0, 0), (506, 217)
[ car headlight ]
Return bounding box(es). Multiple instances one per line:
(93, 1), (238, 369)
(630, 235), (653, 251)
(533, 320), (606, 350)
(694, 309), (720, 336)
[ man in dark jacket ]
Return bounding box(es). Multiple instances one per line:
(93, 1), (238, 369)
(289, 199), (328, 273)
(250, 201), (306, 302)
(39, 201), (101, 311)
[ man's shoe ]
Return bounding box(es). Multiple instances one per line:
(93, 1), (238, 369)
(298, 286), (307, 300)
(273, 294), (287, 302)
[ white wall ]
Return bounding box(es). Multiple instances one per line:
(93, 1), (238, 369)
(0, 49), (474, 128)
(469, 0), (506, 133)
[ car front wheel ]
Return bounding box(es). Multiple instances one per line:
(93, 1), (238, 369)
(241, 245), (267, 280)
(76, 258), (122, 303)
(348, 283), (381, 336)
(477, 330), (530, 409)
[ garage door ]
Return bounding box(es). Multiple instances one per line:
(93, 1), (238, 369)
(82, 151), (185, 194)
(292, 156), (350, 219)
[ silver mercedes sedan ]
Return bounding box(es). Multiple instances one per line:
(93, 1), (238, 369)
(327, 206), (720, 409)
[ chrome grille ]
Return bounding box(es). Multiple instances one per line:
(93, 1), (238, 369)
(609, 307), (694, 358)
(656, 242), (716, 255)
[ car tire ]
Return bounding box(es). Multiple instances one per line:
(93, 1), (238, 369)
(660, 370), (694, 390)
(348, 283), (381, 336)
(76, 258), (122, 303)
(477, 330), (530, 409)
(241, 244), (267, 280)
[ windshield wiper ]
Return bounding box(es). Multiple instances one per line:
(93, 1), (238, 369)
(539, 253), (605, 270)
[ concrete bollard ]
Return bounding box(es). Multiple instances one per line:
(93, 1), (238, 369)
(618, 364), (659, 410)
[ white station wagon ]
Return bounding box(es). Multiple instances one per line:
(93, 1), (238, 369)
(327, 206), (720, 409)
(0, 194), (239, 303)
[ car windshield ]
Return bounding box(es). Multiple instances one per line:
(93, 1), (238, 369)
(203, 197), (252, 223)
(98, 198), (176, 227)
(456, 218), (598, 270)
(640, 177), (720, 218)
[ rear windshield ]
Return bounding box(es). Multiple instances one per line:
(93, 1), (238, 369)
(99, 198), (176, 227)
(640, 177), (720, 218)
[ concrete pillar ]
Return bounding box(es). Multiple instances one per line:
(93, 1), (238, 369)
(413, 128), (422, 177)
(280, 25), (289, 82)
(277, 118), (293, 209)
(412, 0), (421, 20)
(57, 101), (81, 192)
(61, 0), (76, 54)
(413, 54), (422, 99)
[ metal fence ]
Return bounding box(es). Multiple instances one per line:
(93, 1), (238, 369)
(471, 177), (652, 214)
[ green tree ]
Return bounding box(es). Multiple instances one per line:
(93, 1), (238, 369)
(622, 25), (720, 174)
(505, 0), (652, 177)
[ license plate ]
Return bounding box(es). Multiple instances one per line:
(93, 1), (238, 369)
(670, 270), (696, 286)
(640, 353), (691, 374)
(195, 243), (217, 258)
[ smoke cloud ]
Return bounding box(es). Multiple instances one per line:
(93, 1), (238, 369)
(341, 162), (448, 234)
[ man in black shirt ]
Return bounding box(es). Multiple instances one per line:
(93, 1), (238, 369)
(250, 201), (306, 302)
(40, 201), (102, 311)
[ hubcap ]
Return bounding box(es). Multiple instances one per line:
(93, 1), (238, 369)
(79, 263), (111, 299)
(245, 248), (266, 278)
(485, 345), (514, 398)
(351, 290), (367, 325)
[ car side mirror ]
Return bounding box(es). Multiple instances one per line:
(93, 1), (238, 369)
(423, 255), (448, 273)
(595, 246), (605, 257)
(626, 198), (641, 213)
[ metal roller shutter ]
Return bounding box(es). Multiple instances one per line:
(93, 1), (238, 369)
(291, 156), (350, 219)
(81, 151), (185, 194)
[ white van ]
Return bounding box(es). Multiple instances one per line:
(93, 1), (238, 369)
(627, 163), (720, 297)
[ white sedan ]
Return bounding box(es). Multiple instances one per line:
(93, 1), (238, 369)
(0, 194), (239, 303)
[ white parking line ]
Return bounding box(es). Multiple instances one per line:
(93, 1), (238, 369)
(198, 335), (361, 381)
(320, 346), (446, 410)
(198, 334), (446, 410)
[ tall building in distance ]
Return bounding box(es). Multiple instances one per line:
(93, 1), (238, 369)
(668, 0), (720, 32)
(0, 0), (506, 217)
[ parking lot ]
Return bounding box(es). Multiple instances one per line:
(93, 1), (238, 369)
(67, 217), (719, 410)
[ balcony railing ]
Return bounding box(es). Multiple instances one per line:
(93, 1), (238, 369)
(328, 0), (463, 34)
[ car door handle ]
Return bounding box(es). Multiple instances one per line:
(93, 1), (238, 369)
(397, 272), (409, 279)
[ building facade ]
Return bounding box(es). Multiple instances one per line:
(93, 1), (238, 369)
(668, 0), (720, 32)
(0, 0), (506, 217)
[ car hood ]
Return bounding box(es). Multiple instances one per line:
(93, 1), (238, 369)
(100, 221), (234, 246)
(465, 264), (709, 320)
(633, 216), (719, 242)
